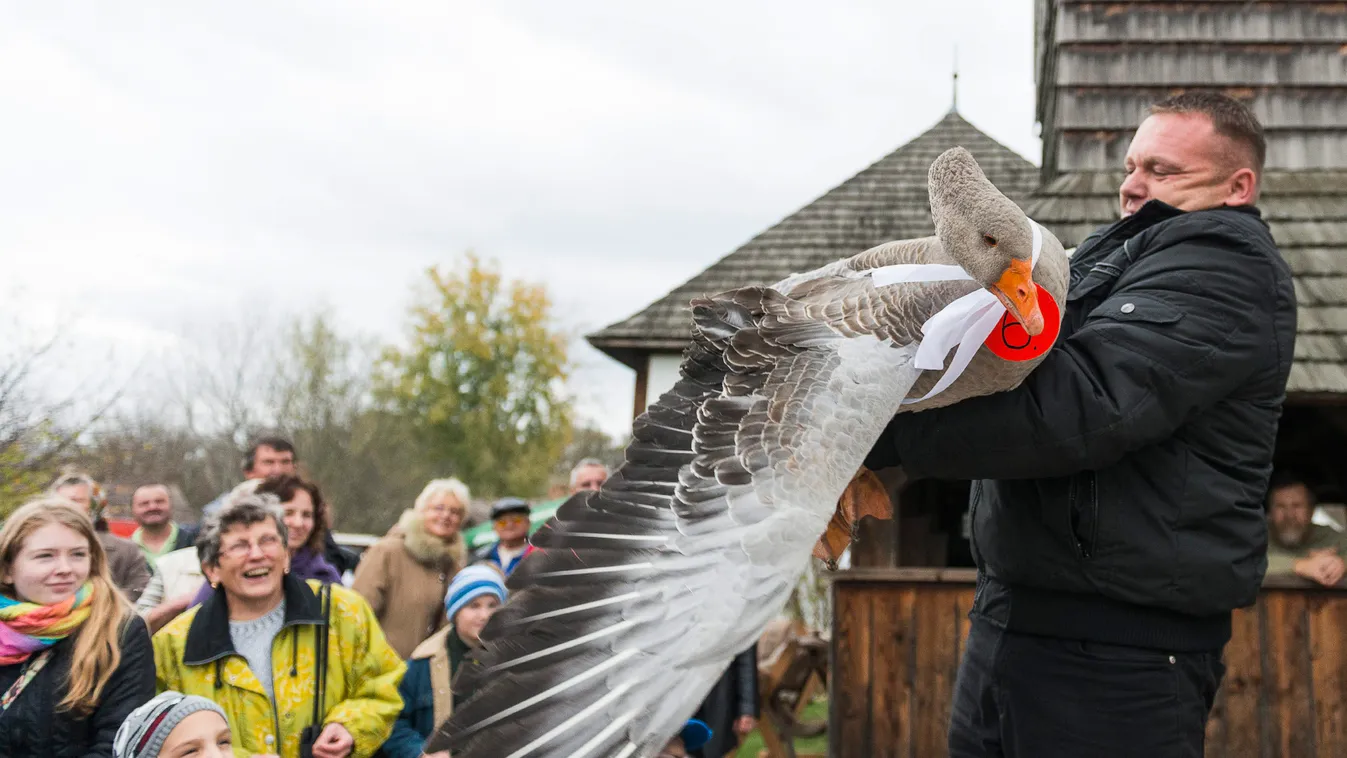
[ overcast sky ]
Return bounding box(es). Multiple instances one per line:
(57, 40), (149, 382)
(0, 1), (1040, 438)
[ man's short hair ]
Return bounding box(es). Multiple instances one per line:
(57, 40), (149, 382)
(243, 435), (296, 472)
(1150, 91), (1267, 175)
(569, 458), (609, 488)
(131, 482), (171, 501)
(1267, 470), (1316, 506)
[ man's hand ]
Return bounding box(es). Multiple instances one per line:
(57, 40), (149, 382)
(421, 752), (450, 758)
(1294, 551), (1346, 587)
(734, 715), (758, 736)
(311, 723), (355, 758)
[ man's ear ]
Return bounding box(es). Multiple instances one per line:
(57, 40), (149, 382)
(1226, 167), (1258, 206)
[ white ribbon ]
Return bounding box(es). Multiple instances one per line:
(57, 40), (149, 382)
(870, 219), (1043, 404)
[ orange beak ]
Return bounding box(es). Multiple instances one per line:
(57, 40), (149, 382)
(991, 258), (1044, 336)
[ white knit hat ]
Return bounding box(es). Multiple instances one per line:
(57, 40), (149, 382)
(113, 691), (228, 758)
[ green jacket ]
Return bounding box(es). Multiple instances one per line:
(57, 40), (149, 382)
(153, 576), (406, 758)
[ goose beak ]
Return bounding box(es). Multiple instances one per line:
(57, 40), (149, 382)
(991, 259), (1044, 336)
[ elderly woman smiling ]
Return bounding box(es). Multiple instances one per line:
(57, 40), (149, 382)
(353, 478), (470, 659)
(152, 494), (404, 758)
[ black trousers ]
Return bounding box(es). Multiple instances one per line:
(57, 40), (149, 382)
(948, 617), (1226, 758)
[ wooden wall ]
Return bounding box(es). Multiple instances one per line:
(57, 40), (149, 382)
(830, 570), (1347, 758)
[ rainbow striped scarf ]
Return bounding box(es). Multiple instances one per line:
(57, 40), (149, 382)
(0, 583), (94, 665)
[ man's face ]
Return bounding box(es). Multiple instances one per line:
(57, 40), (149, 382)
(494, 511), (531, 543)
(246, 445), (295, 480)
(55, 483), (92, 512)
(131, 485), (173, 528)
(571, 464), (608, 494)
(1119, 112), (1256, 217)
(1269, 484), (1315, 548)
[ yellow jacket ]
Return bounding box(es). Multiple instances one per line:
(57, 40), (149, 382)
(153, 575), (406, 758)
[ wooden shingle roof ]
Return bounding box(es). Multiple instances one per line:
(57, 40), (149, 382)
(1024, 173), (1347, 395)
(586, 111), (1039, 368)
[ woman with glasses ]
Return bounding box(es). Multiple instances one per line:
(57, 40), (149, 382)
(152, 494), (404, 758)
(352, 479), (470, 659)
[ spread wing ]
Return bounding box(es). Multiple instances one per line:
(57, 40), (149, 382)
(428, 246), (963, 758)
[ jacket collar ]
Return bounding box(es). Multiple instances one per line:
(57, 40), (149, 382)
(1072, 200), (1263, 276)
(183, 573), (327, 666)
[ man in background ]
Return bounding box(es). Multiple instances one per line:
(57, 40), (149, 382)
(51, 471), (152, 602)
(1265, 471), (1347, 587)
(475, 497), (535, 576)
(129, 482), (200, 569)
(569, 458), (609, 494)
(199, 436), (297, 517)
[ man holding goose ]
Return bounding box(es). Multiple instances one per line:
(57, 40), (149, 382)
(867, 91), (1295, 756)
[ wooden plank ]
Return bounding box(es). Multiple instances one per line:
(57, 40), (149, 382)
(1222, 604), (1263, 758)
(1261, 592), (1316, 757)
(869, 587), (914, 758)
(1309, 593), (1347, 754)
(830, 583), (873, 758)
(910, 588), (963, 758)
(833, 568), (979, 585)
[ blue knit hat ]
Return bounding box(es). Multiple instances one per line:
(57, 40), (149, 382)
(445, 564), (508, 622)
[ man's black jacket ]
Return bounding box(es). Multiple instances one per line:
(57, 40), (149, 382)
(866, 200), (1297, 651)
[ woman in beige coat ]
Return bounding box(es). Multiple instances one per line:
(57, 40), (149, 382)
(353, 478), (470, 658)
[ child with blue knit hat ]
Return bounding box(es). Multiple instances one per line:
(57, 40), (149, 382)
(380, 564), (508, 758)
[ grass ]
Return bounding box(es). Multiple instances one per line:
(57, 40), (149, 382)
(734, 698), (828, 757)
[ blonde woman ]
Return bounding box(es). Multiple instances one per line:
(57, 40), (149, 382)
(353, 478), (470, 658)
(0, 498), (155, 757)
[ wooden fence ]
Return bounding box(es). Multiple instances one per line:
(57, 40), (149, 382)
(829, 569), (1347, 758)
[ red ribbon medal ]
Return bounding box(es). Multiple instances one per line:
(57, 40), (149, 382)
(983, 285), (1061, 361)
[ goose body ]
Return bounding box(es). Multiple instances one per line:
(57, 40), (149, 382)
(428, 147), (1070, 758)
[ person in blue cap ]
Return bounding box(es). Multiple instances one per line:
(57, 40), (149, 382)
(659, 719), (713, 758)
(379, 564), (508, 758)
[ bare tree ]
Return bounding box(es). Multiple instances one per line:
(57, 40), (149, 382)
(0, 318), (122, 514)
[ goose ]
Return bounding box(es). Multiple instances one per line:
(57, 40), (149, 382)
(427, 146), (1070, 758)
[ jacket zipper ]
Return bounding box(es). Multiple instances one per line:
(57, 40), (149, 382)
(969, 481), (986, 607)
(1071, 472), (1100, 559)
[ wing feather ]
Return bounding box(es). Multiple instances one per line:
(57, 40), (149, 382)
(430, 265), (956, 756)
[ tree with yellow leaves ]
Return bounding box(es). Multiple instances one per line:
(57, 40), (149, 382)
(377, 254), (572, 499)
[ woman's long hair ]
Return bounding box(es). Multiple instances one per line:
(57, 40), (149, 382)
(0, 498), (132, 715)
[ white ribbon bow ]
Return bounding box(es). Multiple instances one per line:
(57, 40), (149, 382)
(869, 219), (1043, 404)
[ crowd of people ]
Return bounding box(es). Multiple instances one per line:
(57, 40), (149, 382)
(0, 437), (756, 758)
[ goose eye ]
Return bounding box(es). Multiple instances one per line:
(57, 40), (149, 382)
(983, 234), (998, 247)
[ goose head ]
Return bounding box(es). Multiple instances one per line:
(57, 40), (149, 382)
(928, 147), (1045, 336)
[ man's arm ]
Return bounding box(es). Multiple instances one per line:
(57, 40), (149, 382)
(871, 230), (1284, 481)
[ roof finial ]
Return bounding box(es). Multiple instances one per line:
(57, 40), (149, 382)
(952, 45), (959, 113)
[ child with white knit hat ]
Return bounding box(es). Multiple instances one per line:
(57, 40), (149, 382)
(113, 691), (231, 758)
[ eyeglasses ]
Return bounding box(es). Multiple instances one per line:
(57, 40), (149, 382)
(494, 514), (529, 527)
(220, 533), (284, 560)
(424, 505), (465, 519)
